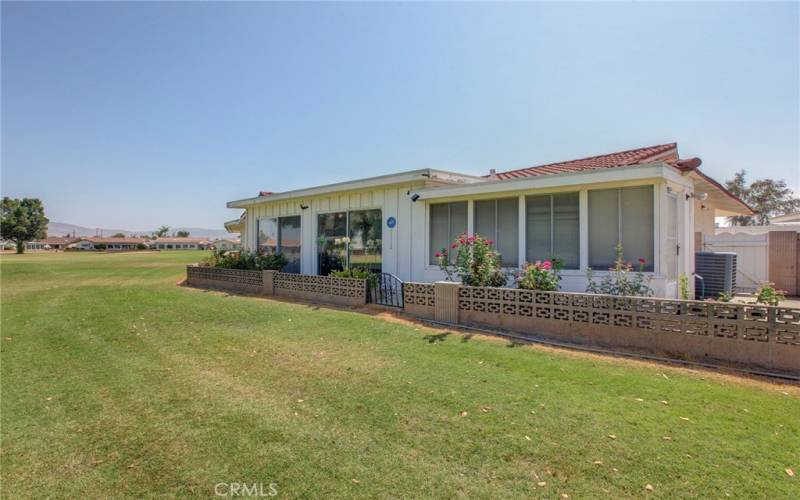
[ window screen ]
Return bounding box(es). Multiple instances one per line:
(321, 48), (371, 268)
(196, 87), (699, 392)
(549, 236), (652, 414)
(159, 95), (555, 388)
(588, 186), (653, 271)
(429, 202), (468, 264)
(525, 193), (579, 269)
(475, 198), (518, 267)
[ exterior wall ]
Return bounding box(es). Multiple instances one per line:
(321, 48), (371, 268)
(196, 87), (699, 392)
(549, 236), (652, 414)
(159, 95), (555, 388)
(238, 171), (696, 298)
(694, 199), (716, 239)
(768, 231), (798, 296)
(243, 182), (427, 279)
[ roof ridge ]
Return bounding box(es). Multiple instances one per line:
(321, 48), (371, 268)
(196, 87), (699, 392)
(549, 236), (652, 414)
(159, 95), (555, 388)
(491, 143), (678, 178)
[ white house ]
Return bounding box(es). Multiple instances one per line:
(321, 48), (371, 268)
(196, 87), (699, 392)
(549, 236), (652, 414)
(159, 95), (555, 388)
(208, 238), (241, 252)
(226, 143), (753, 297)
(152, 237), (209, 250)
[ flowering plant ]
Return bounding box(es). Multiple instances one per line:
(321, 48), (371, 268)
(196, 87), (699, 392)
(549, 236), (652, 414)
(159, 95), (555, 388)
(516, 259), (561, 291)
(435, 234), (507, 287)
(585, 245), (653, 296)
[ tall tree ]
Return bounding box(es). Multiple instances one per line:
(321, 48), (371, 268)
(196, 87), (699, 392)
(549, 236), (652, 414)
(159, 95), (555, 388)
(725, 170), (800, 226)
(154, 226), (170, 238)
(175, 230), (190, 238)
(112, 232), (126, 238)
(1, 198), (49, 254)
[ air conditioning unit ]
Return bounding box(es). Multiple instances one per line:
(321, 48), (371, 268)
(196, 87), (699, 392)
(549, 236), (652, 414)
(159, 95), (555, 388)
(694, 252), (737, 300)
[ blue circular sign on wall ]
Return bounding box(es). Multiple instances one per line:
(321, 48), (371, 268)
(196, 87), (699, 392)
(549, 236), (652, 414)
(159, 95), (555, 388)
(386, 216), (397, 228)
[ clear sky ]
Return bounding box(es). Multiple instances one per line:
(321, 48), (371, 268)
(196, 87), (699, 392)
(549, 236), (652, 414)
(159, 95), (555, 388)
(2, 1), (798, 231)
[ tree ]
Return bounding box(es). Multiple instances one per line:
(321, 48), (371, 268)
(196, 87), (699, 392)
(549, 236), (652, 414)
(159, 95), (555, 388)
(154, 226), (170, 238)
(725, 170), (800, 226)
(112, 232), (126, 238)
(175, 230), (190, 238)
(1, 198), (49, 254)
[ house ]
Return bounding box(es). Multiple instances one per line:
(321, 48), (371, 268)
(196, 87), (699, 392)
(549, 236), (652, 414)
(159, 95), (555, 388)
(41, 236), (80, 250)
(207, 238), (240, 252)
(68, 237), (147, 251)
(151, 237), (209, 250)
(226, 143), (754, 297)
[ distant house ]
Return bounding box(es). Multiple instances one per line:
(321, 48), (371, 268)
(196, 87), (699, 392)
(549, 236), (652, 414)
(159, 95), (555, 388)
(226, 143), (753, 298)
(41, 237), (80, 250)
(151, 237), (209, 250)
(68, 237), (147, 251)
(207, 238), (240, 251)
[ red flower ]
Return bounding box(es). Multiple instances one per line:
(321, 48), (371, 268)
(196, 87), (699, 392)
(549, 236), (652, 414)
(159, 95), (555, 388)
(451, 243), (458, 249)
(435, 252), (442, 258)
(486, 239), (494, 245)
(638, 258), (646, 264)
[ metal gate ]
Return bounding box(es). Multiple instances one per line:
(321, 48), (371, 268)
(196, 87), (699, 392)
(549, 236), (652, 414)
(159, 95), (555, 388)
(369, 273), (404, 308)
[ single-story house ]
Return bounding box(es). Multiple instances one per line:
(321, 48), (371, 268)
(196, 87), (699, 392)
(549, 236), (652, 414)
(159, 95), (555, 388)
(68, 237), (147, 251)
(41, 236), (80, 250)
(226, 143), (754, 297)
(151, 237), (209, 250)
(207, 238), (241, 252)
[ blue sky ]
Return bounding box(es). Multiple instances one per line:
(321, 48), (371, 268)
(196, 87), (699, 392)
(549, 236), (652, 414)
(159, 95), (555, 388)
(2, 2), (798, 231)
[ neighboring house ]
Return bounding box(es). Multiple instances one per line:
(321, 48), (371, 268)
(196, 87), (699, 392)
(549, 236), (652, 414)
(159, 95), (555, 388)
(227, 143), (753, 297)
(207, 238), (240, 251)
(68, 237), (147, 251)
(152, 237), (209, 250)
(42, 236), (80, 250)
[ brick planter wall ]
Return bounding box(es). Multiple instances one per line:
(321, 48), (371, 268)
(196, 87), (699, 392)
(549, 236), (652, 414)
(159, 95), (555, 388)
(407, 281), (800, 374)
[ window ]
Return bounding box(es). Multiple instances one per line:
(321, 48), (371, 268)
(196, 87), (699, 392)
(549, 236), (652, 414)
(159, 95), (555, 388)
(588, 186), (653, 271)
(429, 202), (467, 264)
(525, 193), (579, 269)
(258, 216), (302, 273)
(317, 210), (382, 275)
(474, 198), (518, 267)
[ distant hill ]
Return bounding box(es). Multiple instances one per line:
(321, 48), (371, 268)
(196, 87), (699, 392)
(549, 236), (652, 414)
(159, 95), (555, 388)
(47, 222), (237, 240)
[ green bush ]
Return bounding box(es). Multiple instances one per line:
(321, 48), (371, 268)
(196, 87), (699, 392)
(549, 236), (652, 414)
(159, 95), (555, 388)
(329, 267), (377, 286)
(136, 243), (147, 250)
(93, 243), (107, 251)
(585, 245), (653, 297)
(755, 282), (785, 306)
(201, 249), (287, 271)
(516, 259), (561, 291)
(435, 234), (507, 287)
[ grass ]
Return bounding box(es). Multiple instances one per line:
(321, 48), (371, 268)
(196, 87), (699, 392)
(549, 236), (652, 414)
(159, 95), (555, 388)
(1, 251), (798, 498)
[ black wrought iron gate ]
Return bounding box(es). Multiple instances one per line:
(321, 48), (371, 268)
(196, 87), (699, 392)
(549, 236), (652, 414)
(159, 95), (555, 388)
(369, 273), (404, 308)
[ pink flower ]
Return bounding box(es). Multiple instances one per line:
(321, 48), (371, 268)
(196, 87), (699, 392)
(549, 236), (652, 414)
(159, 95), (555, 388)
(467, 236), (475, 243)
(486, 239), (494, 245)
(451, 243), (458, 249)
(459, 239), (466, 245)
(542, 261), (552, 270)
(435, 252), (442, 258)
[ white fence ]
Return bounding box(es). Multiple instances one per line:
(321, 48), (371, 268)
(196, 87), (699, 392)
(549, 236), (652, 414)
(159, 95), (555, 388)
(704, 232), (768, 292)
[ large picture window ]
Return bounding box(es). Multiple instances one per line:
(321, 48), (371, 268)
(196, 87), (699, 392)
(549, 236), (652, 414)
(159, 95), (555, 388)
(525, 193), (579, 269)
(317, 209), (382, 275)
(474, 198), (518, 267)
(588, 186), (654, 271)
(429, 202), (467, 264)
(258, 216), (301, 273)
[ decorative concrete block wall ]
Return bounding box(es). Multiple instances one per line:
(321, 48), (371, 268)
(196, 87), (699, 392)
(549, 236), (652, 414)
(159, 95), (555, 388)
(402, 282), (436, 319)
(411, 282), (800, 374)
(186, 266), (264, 294)
(186, 266), (367, 306)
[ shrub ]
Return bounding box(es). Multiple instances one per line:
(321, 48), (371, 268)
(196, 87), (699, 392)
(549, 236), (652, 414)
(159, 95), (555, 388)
(678, 273), (691, 300)
(435, 234), (507, 287)
(201, 249), (287, 271)
(136, 243), (147, 250)
(754, 282), (785, 306)
(93, 243), (107, 251)
(516, 259), (561, 291)
(585, 245), (653, 297)
(329, 266), (377, 286)
(716, 292), (733, 302)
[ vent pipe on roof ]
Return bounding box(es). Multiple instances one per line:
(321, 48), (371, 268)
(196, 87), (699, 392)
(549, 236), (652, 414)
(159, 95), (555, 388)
(488, 169), (497, 179)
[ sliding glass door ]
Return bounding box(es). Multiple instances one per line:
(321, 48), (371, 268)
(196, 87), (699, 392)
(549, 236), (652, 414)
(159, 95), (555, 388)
(257, 216), (301, 273)
(317, 209), (382, 275)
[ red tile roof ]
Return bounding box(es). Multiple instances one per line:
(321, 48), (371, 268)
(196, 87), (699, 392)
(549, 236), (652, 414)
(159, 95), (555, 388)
(490, 143), (679, 180)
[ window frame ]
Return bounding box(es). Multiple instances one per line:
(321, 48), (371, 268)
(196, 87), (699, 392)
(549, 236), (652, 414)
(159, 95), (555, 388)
(473, 197), (519, 267)
(587, 185), (655, 272)
(315, 207), (383, 275)
(258, 215), (303, 272)
(525, 191), (580, 270)
(428, 201), (469, 265)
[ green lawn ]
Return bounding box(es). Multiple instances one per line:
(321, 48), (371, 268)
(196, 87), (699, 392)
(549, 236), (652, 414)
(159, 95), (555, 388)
(2, 251), (798, 498)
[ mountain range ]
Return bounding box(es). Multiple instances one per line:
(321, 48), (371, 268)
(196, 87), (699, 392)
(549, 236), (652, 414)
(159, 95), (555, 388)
(47, 222), (236, 240)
